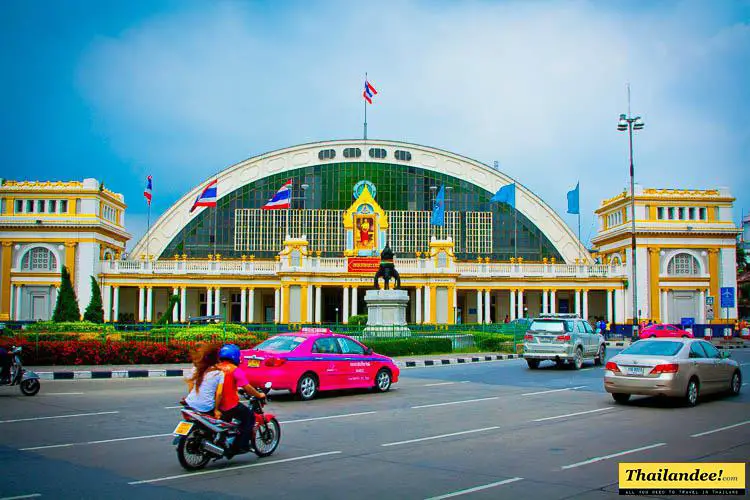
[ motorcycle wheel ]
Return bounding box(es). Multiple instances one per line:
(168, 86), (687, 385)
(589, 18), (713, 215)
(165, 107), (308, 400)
(177, 429), (212, 470)
(20, 379), (40, 396)
(253, 418), (281, 457)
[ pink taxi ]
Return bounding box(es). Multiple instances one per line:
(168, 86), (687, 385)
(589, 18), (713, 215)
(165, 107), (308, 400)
(239, 328), (400, 401)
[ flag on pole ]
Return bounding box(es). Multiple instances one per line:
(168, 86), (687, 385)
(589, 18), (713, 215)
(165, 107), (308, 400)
(431, 185), (446, 226)
(363, 79), (378, 104)
(143, 175), (152, 206)
(567, 182), (580, 214)
(190, 179), (218, 212)
(262, 180), (293, 210)
(490, 183), (515, 207)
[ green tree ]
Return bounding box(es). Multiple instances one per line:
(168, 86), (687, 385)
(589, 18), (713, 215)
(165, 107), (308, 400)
(737, 241), (748, 273)
(83, 276), (104, 323)
(157, 295), (180, 325)
(52, 266), (80, 322)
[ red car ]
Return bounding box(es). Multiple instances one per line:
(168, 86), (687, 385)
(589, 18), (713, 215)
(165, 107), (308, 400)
(638, 324), (694, 339)
(239, 328), (400, 401)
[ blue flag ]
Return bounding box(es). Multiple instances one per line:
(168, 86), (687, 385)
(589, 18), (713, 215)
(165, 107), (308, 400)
(431, 185), (445, 226)
(490, 183), (515, 208)
(567, 182), (580, 215)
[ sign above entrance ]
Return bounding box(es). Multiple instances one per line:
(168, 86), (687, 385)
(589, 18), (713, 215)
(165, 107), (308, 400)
(347, 257), (381, 273)
(353, 180), (376, 199)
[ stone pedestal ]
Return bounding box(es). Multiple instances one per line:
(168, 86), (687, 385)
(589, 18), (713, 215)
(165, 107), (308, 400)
(364, 289), (411, 336)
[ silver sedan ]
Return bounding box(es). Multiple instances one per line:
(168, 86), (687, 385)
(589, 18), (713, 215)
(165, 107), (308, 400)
(604, 338), (742, 406)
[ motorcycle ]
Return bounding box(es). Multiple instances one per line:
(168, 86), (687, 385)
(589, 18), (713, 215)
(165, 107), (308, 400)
(1, 346), (41, 396)
(173, 382), (280, 470)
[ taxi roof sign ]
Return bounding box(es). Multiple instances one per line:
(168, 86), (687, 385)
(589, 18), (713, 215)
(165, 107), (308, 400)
(299, 327), (334, 334)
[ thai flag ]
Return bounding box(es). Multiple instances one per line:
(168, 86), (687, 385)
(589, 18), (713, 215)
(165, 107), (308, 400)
(143, 175), (152, 206)
(363, 79), (377, 104)
(262, 180), (293, 210)
(190, 179), (218, 212)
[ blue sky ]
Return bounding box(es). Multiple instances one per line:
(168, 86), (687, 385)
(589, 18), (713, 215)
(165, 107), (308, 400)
(2, 0), (748, 249)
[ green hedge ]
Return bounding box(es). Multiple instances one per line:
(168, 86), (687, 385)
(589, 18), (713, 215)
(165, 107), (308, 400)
(24, 321), (116, 333)
(359, 337), (452, 356)
(150, 323), (249, 336)
(471, 333), (517, 352)
(347, 314), (368, 326)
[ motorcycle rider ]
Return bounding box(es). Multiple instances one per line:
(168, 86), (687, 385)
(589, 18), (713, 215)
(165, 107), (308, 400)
(184, 344), (224, 418)
(216, 344), (265, 456)
(0, 347), (11, 384)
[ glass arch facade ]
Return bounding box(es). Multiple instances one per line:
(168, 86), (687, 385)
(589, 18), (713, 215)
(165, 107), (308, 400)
(162, 162), (564, 261)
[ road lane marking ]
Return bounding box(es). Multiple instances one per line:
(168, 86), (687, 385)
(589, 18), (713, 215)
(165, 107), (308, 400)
(532, 407), (612, 422)
(44, 392), (84, 396)
(21, 433), (173, 451)
(690, 420), (750, 438)
(412, 397), (498, 409)
(164, 406), (182, 409)
(382, 426), (499, 447)
(281, 411), (376, 424)
(560, 443), (666, 470)
(0, 411), (119, 424)
(0, 494), (42, 500)
(423, 381), (468, 387)
(129, 451), (342, 485)
(521, 388), (571, 396)
(424, 477), (523, 499)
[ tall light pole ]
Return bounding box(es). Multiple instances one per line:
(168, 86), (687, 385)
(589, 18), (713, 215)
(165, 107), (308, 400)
(617, 100), (644, 333)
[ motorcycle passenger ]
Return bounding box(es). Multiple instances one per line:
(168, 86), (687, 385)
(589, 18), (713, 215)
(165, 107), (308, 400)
(217, 344), (265, 456)
(184, 343), (224, 418)
(0, 347), (11, 384)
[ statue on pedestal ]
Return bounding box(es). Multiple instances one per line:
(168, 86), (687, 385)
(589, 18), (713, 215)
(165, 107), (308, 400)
(373, 243), (401, 290)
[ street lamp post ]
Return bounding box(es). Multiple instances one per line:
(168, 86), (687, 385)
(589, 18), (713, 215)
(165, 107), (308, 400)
(617, 108), (644, 334)
(221, 297), (228, 341)
(286, 183), (309, 238)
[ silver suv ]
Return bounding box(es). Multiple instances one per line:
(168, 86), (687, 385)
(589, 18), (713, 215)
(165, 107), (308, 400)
(523, 314), (606, 370)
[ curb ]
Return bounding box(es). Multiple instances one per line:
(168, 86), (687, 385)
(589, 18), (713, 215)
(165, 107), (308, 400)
(397, 353), (523, 369)
(605, 341), (629, 347)
(37, 369), (190, 381)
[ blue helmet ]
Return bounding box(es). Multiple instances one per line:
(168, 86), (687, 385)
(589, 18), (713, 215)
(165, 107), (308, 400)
(219, 344), (241, 365)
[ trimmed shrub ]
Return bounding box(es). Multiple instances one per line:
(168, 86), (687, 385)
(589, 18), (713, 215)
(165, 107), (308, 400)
(156, 295), (179, 325)
(359, 337), (452, 356)
(83, 276), (104, 323)
(24, 321), (115, 333)
(53, 266), (80, 322)
(471, 333), (517, 352)
(348, 314), (368, 326)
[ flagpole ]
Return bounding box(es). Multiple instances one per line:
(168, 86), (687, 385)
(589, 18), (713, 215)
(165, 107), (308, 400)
(212, 202), (218, 256)
(363, 72), (368, 140)
(514, 181), (518, 259)
(146, 203), (151, 262)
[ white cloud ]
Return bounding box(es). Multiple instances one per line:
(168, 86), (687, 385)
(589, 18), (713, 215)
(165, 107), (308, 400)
(75, 0), (750, 245)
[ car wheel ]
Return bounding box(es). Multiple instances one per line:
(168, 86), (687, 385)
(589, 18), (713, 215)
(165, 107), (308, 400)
(572, 348), (584, 370)
(612, 393), (631, 404)
(526, 359), (540, 370)
(296, 373), (318, 401)
(684, 378), (699, 407)
(729, 371), (742, 396)
(681, 335), (689, 338)
(594, 345), (606, 366)
(650, 335), (657, 339)
(374, 369), (392, 392)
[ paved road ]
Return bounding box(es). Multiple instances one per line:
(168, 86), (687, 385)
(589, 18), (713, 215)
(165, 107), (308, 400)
(0, 349), (748, 500)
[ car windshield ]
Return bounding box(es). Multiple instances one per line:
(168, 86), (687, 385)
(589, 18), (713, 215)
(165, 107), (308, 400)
(529, 320), (569, 333)
(621, 341), (684, 357)
(253, 335), (305, 353)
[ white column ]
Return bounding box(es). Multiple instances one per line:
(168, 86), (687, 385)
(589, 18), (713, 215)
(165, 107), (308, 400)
(606, 289), (613, 324)
(307, 285), (313, 323)
(518, 289), (524, 319)
(146, 287), (153, 322)
(9, 285), (15, 321)
(574, 290), (581, 316)
(662, 289), (669, 324)
(698, 289), (705, 323)
(206, 287), (213, 317)
(240, 288), (247, 323)
(582, 289), (589, 322)
(476, 289), (483, 324)
(510, 290), (516, 321)
(343, 286), (350, 324)
(180, 287), (187, 322)
(550, 289), (556, 314)
(274, 287), (280, 323)
(351, 286), (358, 317)
(102, 285), (111, 322)
(248, 288), (255, 323)
(424, 285), (431, 324)
(112, 286), (120, 323)
(416, 287), (422, 324)
(172, 287), (179, 323)
(138, 286), (145, 322)
(614, 288), (624, 324)
(315, 286), (322, 323)
(214, 288), (221, 320)
(484, 289), (491, 324)
(542, 289), (548, 315)
(14, 285), (23, 321)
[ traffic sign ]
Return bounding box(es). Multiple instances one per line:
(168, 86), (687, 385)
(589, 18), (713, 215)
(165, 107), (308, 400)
(705, 296), (714, 306)
(705, 304), (714, 320)
(720, 287), (735, 308)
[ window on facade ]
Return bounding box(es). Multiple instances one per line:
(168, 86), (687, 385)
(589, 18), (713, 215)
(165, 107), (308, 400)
(290, 250), (301, 267)
(38, 200), (46, 213)
(437, 252), (447, 268)
(394, 150), (412, 161)
(657, 207), (665, 220)
(318, 149), (336, 160)
(21, 247), (57, 271)
(699, 207), (707, 220)
(15, 200), (23, 213)
(678, 207), (685, 220)
(668, 207), (675, 220)
(368, 148), (387, 159)
(60, 200), (68, 213)
(667, 253), (700, 276)
(49, 200), (57, 213)
(688, 207), (695, 220)
(26, 200), (34, 213)
(343, 148), (361, 158)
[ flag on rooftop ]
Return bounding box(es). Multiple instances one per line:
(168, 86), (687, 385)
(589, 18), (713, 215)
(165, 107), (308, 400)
(143, 175), (152, 206)
(262, 180), (293, 210)
(567, 182), (580, 215)
(490, 183), (515, 208)
(190, 179), (218, 212)
(363, 79), (378, 104)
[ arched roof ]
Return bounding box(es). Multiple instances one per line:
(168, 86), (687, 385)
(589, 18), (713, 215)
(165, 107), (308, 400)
(131, 139), (590, 263)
